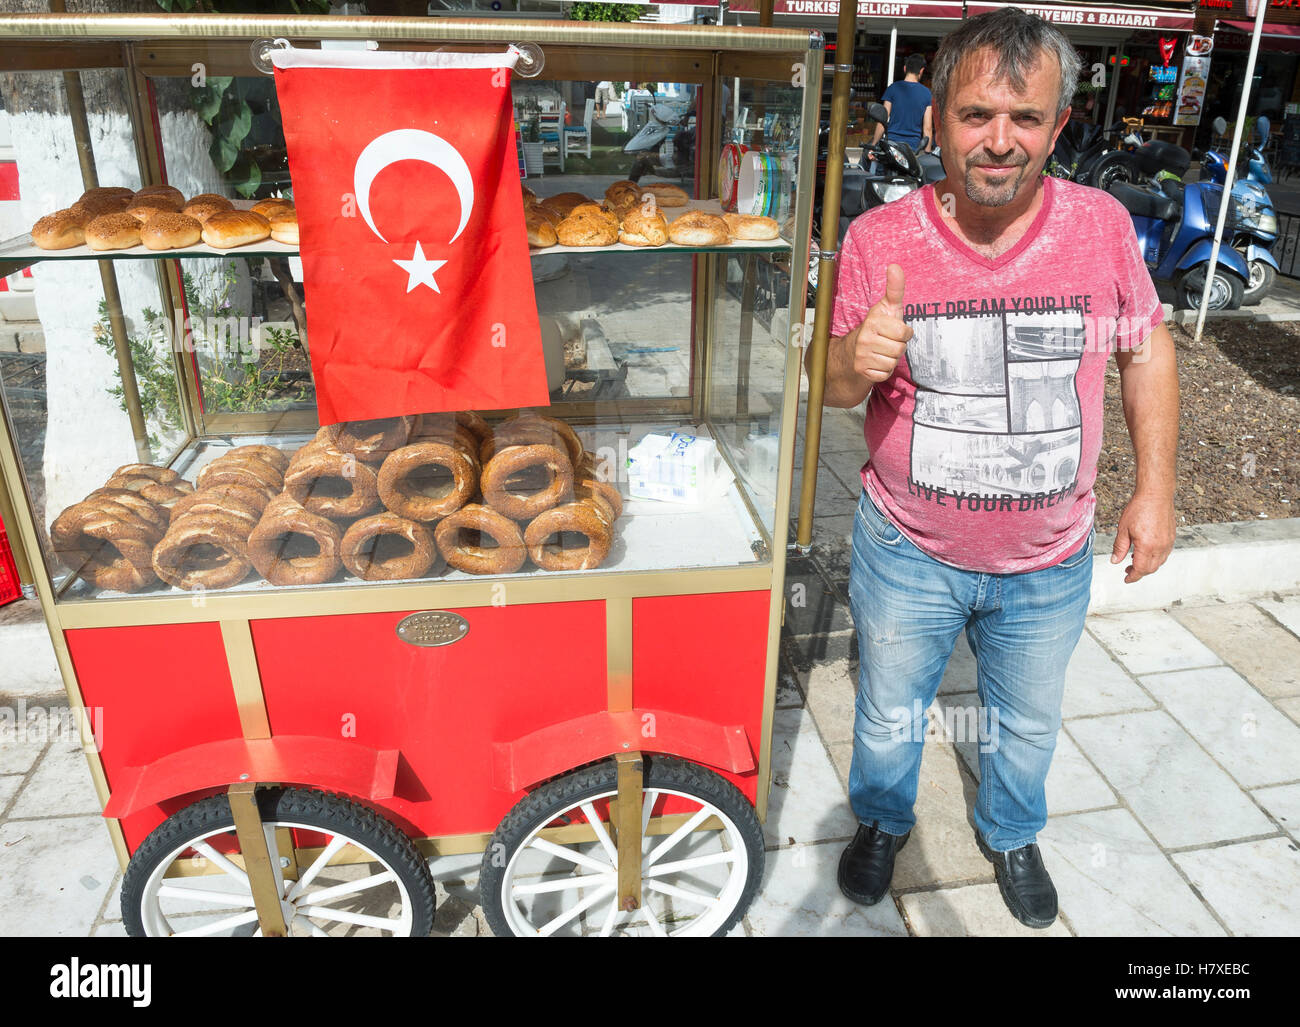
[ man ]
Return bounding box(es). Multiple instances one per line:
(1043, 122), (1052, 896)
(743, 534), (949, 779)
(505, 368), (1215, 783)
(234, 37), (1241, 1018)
(815, 8), (1178, 929)
(873, 53), (934, 153)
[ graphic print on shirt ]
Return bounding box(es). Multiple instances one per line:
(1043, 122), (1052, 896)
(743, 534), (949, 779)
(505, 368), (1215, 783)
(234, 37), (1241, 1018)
(906, 308), (1085, 501)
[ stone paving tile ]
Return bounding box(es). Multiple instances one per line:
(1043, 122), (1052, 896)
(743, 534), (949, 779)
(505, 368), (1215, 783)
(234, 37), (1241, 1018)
(798, 407), (867, 454)
(0, 816), (120, 936)
(1068, 711), (1275, 848)
(891, 740), (992, 891)
(790, 460), (858, 515)
(0, 606), (64, 699)
(0, 720), (44, 776)
(0, 774), (22, 811)
(795, 633), (856, 746)
(952, 710), (1117, 817)
(1255, 594), (1300, 639)
(1038, 808), (1225, 936)
(825, 738), (851, 794)
(1170, 602), (1300, 699)
(1086, 610), (1223, 676)
(900, 882), (1072, 937)
(90, 922), (128, 938)
(1277, 696), (1300, 727)
(782, 564), (854, 638)
(1250, 782), (1300, 841)
(1061, 631), (1157, 720)
(938, 635), (978, 695)
(805, 514), (855, 580)
(1140, 665), (1300, 788)
(774, 648), (804, 709)
(1173, 837), (1300, 936)
(820, 451), (867, 496)
(8, 741), (103, 818)
(745, 841), (909, 937)
(762, 706), (858, 849)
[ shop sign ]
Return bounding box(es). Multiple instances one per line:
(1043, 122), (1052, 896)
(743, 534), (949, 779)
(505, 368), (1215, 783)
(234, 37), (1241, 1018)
(1199, 0), (1300, 25)
(965, 3), (1194, 30)
(1173, 53), (1211, 126)
(728, 0), (965, 17)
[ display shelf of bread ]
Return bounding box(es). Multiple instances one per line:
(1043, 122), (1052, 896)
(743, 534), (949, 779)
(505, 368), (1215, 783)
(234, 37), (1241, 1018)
(3, 186), (298, 261)
(524, 182), (789, 255)
(47, 411), (639, 596)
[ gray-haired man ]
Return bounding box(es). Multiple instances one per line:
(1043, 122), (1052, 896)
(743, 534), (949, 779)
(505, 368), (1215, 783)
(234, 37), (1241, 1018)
(815, 8), (1178, 928)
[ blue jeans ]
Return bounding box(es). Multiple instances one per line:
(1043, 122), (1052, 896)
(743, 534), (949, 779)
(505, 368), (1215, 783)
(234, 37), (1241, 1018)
(846, 489), (1094, 852)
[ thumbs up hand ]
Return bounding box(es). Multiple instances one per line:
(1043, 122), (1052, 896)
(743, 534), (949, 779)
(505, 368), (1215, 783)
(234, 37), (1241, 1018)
(853, 264), (912, 385)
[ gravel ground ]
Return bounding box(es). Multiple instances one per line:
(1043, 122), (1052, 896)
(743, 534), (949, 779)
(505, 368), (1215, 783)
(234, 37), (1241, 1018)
(1095, 319), (1300, 529)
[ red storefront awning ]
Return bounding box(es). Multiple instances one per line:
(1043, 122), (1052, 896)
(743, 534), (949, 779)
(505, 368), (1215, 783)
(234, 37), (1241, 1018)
(964, 2), (1194, 31)
(1221, 18), (1300, 36)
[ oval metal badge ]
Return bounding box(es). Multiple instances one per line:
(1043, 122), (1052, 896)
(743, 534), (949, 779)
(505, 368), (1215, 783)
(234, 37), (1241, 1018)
(395, 611), (470, 648)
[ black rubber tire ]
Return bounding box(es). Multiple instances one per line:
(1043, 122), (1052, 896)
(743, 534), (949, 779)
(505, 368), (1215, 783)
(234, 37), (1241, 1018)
(121, 787), (436, 937)
(1242, 254), (1277, 306)
(480, 755), (765, 937)
(1175, 265), (1245, 312)
(1087, 149), (1137, 191)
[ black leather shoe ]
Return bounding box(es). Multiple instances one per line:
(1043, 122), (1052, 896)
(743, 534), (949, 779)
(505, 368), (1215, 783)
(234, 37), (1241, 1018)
(838, 821), (910, 906)
(975, 832), (1058, 929)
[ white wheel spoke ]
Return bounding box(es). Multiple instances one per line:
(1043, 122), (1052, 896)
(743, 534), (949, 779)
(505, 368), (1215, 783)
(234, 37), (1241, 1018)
(640, 901), (667, 937)
(156, 885), (256, 907)
(265, 823), (289, 898)
(536, 883), (616, 937)
(511, 872), (614, 897)
(645, 807), (712, 868)
(306, 921), (329, 937)
(643, 850), (738, 877)
(526, 836), (615, 874)
(170, 910), (261, 937)
(296, 905), (405, 932)
(285, 834), (349, 901)
(597, 895), (621, 937)
(190, 840), (250, 886)
(580, 802), (619, 866)
(295, 869), (396, 907)
(640, 788), (660, 837)
(645, 878), (721, 908)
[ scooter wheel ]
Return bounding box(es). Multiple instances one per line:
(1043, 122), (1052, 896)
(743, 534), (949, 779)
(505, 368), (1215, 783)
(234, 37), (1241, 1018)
(1242, 257), (1276, 307)
(1175, 265), (1245, 312)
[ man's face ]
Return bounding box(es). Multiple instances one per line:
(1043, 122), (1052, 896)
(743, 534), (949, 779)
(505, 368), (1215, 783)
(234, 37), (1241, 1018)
(938, 47), (1071, 208)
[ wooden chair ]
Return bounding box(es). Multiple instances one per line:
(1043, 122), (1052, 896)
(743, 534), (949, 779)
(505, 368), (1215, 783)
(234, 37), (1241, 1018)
(537, 108), (564, 173)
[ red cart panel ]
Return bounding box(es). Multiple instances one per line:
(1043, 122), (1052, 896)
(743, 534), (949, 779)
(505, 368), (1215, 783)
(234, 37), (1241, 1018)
(632, 589), (771, 803)
(252, 600), (608, 839)
(65, 622), (245, 852)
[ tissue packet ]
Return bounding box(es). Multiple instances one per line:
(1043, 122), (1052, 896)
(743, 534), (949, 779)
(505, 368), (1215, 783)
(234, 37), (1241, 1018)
(626, 431), (735, 505)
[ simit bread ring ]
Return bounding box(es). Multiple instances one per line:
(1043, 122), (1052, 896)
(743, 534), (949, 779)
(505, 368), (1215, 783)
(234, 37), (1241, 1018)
(221, 445), (290, 474)
(247, 493), (343, 586)
(525, 499), (613, 571)
(49, 496), (164, 592)
(322, 416), (414, 463)
(197, 453), (284, 496)
(84, 488), (170, 537)
(377, 440), (478, 521)
(409, 414), (480, 455)
(480, 443), (574, 521)
(341, 513), (439, 581)
(434, 503), (526, 575)
(667, 210), (730, 247)
(152, 514), (253, 591)
(284, 445), (381, 519)
(481, 414), (583, 470)
(169, 484), (269, 524)
(575, 475), (624, 520)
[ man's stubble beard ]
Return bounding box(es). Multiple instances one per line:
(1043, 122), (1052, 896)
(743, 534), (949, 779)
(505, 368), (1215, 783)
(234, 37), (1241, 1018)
(963, 158), (1030, 208)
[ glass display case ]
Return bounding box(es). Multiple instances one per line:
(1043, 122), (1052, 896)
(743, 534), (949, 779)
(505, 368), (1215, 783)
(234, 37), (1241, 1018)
(0, 13), (821, 937)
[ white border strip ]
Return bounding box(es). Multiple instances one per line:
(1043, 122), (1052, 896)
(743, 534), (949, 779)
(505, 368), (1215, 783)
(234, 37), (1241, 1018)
(270, 43), (522, 71)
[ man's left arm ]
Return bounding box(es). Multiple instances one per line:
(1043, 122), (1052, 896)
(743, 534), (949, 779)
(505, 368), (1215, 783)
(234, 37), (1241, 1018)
(1112, 323), (1179, 583)
(922, 106), (933, 151)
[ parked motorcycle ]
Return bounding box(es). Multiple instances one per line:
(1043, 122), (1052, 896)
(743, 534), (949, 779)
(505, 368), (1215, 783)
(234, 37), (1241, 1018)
(1200, 115), (1280, 306)
(1047, 115), (1139, 190)
(625, 99), (695, 181)
(1108, 139), (1250, 311)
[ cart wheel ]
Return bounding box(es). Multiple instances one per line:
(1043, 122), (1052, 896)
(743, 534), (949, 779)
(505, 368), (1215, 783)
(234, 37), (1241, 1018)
(121, 788), (436, 937)
(480, 755), (763, 937)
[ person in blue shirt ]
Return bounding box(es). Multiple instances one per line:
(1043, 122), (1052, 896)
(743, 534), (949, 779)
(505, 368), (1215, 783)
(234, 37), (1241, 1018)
(873, 53), (933, 153)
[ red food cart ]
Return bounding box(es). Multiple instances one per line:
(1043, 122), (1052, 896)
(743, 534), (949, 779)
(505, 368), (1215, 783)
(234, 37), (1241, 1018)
(0, 12), (820, 936)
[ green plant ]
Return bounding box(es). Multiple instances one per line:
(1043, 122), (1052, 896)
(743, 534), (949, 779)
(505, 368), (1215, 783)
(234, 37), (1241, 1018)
(568, 3), (645, 22)
(91, 303), (183, 454)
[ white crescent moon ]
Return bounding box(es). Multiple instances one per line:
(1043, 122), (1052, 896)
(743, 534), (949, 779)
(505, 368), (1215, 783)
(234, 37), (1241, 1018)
(353, 128), (474, 244)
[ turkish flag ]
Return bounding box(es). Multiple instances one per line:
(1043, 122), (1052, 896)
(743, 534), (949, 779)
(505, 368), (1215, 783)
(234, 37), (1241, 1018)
(271, 47), (549, 424)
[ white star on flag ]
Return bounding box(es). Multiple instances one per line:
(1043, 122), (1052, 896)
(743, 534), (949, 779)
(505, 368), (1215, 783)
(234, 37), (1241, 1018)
(393, 242), (447, 293)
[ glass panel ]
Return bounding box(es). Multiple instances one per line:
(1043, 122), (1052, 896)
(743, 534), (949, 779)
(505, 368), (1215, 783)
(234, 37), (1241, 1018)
(0, 46), (808, 602)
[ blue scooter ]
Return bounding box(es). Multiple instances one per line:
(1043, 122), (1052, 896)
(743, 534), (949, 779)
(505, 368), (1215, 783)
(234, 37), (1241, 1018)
(1108, 139), (1250, 310)
(1200, 115), (1279, 305)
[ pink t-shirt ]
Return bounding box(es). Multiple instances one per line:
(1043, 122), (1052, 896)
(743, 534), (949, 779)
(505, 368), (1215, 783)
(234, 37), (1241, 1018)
(831, 176), (1164, 574)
